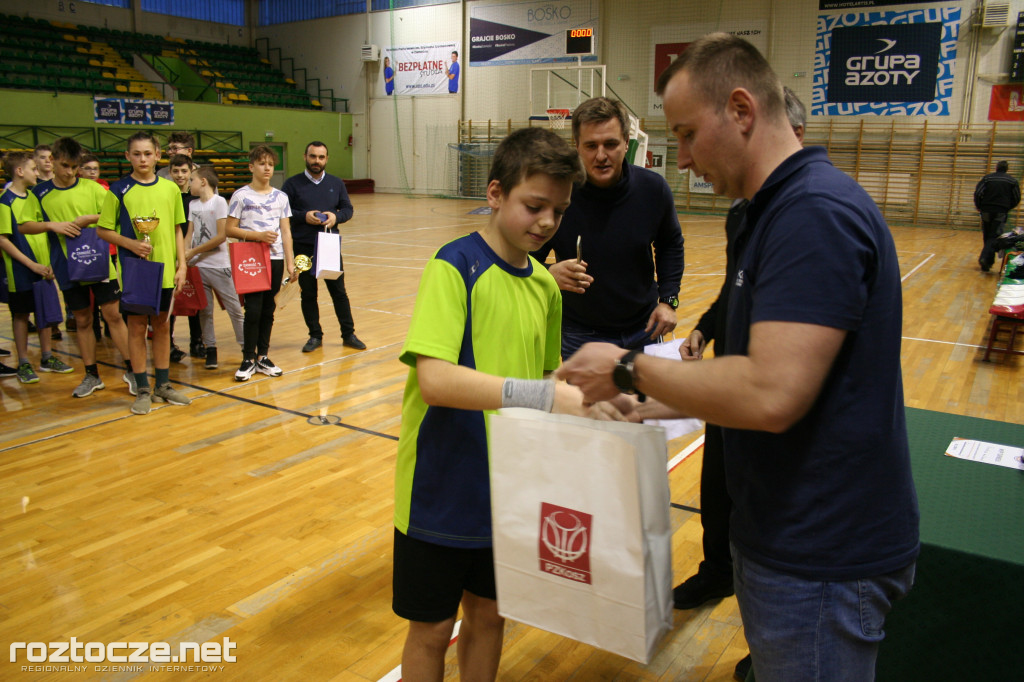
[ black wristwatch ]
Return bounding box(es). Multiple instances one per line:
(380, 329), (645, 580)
(612, 350), (646, 402)
(659, 295), (679, 310)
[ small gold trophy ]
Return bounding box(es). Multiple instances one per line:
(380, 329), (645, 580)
(275, 254), (313, 308)
(131, 213), (160, 259)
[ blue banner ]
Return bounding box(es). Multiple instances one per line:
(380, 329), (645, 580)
(813, 7), (960, 116)
(93, 97), (175, 125)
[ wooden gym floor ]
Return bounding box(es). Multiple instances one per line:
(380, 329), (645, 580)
(1, 193), (1020, 681)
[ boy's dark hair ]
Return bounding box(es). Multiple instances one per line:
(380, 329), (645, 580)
(997, 160), (1009, 173)
(33, 144), (51, 156)
(487, 127), (584, 193)
(305, 140), (329, 155)
(249, 144), (277, 165)
(194, 165), (219, 190)
(167, 131), (196, 150)
(169, 154), (193, 169)
(51, 137), (84, 163)
(127, 130), (160, 152)
(571, 97), (629, 144)
(80, 153), (100, 166)
(2, 151), (32, 178)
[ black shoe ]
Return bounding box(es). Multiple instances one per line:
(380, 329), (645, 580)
(302, 337), (323, 353)
(342, 334), (366, 350)
(733, 654), (752, 682)
(0, 362), (17, 378)
(66, 317), (77, 332)
(189, 341), (206, 358)
(672, 570), (734, 609)
(27, 321), (37, 333)
(169, 345), (186, 363)
(0, 347), (10, 357)
(205, 347), (218, 369)
(50, 325), (62, 341)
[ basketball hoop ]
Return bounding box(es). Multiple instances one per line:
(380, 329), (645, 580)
(546, 108), (571, 130)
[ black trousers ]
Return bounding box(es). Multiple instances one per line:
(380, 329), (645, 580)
(242, 259), (284, 360)
(698, 423), (733, 579)
(978, 211), (1008, 269)
(295, 242), (355, 339)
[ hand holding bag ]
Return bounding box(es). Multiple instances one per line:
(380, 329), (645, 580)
(66, 227), (111, 282)
(229, 240), (272, 294)
(488, 408), (673, 664)
(315, 229), (343, 280)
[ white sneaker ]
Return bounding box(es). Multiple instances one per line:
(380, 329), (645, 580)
(256, 356), (283, 377)
(235, 359), (256, 382)
(72, 374), (105, 398)
(123, 372), (137, 396)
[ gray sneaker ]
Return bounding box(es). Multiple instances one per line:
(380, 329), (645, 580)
(131, 388), (152, 415)
(123, 372), (138, 396)
(17, 363), (39, 384)
(72, 374), (106, 398)
(153, 383), (191, 406)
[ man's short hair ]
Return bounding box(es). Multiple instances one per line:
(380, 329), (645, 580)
(167, 131), (196, 150)
(487, 127), (584, 195)
(783, 86), (806, 133)
(2, 151), (32, 178)
(127, 131), (160, 152)
(249, 144), (277, 165)
(33, 144), (51, 156)
(169, 154), (193, 169)
(81, 153), (100, 166)
(51, 137), (84, 163)
(194, 165), (219, 190)
(997, 160), (1009, 173)
(571, 97), (629, 144)
(305, 141), (329, 155)
(655, 32), (785, 123)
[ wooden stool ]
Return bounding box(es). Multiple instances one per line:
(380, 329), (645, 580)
(983, 314), (1024, 361)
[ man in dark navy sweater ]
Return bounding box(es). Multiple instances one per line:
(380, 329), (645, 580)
(530, 97), (684, 360)
(282, 141), (365, 352)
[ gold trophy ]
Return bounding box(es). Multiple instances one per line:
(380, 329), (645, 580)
(131, 213), (160, 259)
(275, 254), (312, 309)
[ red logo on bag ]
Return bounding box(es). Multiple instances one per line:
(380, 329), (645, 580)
(538, 502), (592, 584)
(181, 279), (197, 298)
(237, 258), (265, 277)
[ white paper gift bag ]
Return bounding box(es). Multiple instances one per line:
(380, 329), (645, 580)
(487, 408), (673, 664)
(315, 230), (343, 280)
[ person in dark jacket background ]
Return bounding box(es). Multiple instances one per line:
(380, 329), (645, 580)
(974, 160), (1020, 272)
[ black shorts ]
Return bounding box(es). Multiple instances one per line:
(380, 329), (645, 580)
(7, 290), (35, 315)
(120, 288), (173, 316)
(64, 280), (121, 311)
(392, 528), (497, 622)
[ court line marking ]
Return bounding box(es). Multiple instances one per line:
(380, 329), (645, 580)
(900, 253), (935, 282)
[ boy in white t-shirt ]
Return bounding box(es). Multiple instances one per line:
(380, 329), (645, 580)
(183, 166), (244, 370)
(225, 145), (293, 381)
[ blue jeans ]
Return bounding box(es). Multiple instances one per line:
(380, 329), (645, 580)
(560, 321), (659, 361)
(732, 545), (915, 682)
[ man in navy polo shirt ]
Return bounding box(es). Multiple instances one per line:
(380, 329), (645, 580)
(282, 141), (365, 352)
(560, 33), (919, 682)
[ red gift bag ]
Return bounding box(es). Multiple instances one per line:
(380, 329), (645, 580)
(230, 241), (272, 294)
(172, 266), (208, 316)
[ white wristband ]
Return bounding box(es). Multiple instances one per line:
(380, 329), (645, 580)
(501, 378), (556, 412)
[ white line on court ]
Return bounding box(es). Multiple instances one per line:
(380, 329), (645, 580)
(901, 253), (935, 282)
(902, 336), (984, 349)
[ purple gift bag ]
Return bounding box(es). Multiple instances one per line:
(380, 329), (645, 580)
(66, 228), (111, 282)
(120, 257), (164, 316)
(32, 279), (63, 328)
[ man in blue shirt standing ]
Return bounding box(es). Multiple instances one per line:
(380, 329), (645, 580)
(446, 51), (460, 94)
(281, 141), (365, 353)
(384, 56), (395, 96)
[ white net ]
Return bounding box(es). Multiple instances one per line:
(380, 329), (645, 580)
(546, 108), (570, 130)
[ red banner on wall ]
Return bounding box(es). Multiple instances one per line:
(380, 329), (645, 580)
(989, 84), (1024, 121)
